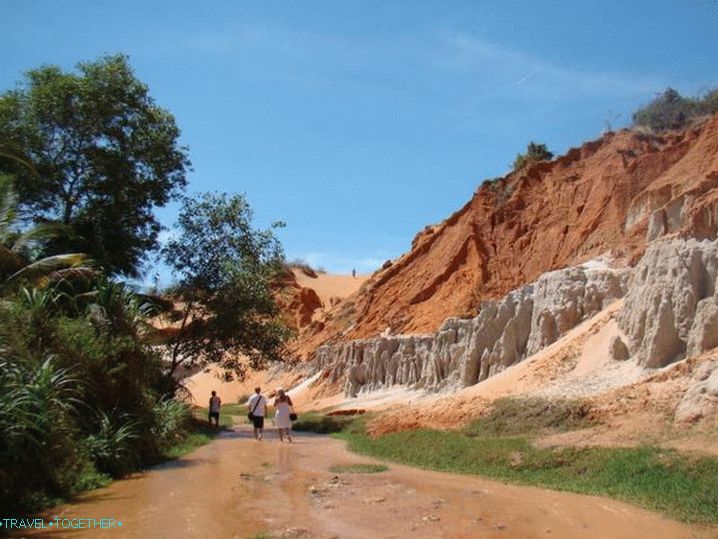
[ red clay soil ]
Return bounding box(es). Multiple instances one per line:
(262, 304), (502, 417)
(293, 114), (718, 358)
(273, 268), (323, 330)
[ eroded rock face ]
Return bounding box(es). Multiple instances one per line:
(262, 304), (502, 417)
(617, 239), (718, 367)
(317, 238), (718, 396)
(295, 115), (718, 363)
(674, 359), (718, 423)
(316, 264), (629, 396)
(527, 266), (629, 356)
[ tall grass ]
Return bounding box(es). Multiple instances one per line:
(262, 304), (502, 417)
(0, 281), (195, 513)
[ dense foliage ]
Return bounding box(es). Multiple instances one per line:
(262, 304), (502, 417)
(162, 192), (291, 379)
(0, 174), (189, 512)
(633, 87), (718, 132)
(0, 55), (286, 515)
(0, 54), (190, 276)
(512, 141), (553, 172)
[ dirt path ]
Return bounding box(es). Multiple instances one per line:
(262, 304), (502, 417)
(33, 427), (714, 539)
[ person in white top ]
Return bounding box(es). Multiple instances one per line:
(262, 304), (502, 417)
(208, 391), (221, 428)
(247, 387), (267, 441)
(273, 388), (295, 443)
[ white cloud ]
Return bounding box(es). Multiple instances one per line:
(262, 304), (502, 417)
(440, 34), (665, 99)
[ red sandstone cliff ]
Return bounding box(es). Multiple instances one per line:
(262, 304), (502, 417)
(293, 114), (718, 357)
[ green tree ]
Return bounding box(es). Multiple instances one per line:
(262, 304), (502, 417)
(162, 192), (291, 379)
(0, 54), (190, 276)
(512, 141), (553, 172)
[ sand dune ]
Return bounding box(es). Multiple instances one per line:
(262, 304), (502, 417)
(292, 268), (369, 307)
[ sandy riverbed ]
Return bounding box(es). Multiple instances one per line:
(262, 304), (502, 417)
(31, 423), (715, 539)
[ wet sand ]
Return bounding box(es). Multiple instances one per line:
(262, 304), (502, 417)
(30, 426), (715, 539)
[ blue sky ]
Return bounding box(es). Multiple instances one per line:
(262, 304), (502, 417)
(2, 1), (717, 282)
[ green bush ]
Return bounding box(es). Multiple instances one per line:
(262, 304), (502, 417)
(84, 411), (138, 477)
(512, 142), (553, 172)
(0, 282), (190, 513)
(633, 87), (718, 131)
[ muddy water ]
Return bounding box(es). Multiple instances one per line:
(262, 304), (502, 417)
(31, 427), (714, 539)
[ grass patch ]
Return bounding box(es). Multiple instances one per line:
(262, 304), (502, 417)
(162, 418), (226, 460)
(292, 411), (366, 434)
(295, 410), (718, 524)
(329, 463), (388, 474)
(191, 403), (248, 429)
(465, 396), (596, 437)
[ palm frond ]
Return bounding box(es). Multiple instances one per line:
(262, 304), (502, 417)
(5, 253), (88, 286)
(11, 221), (78, 253)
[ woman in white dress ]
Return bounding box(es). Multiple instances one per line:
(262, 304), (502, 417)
(273, 388), (294, 443)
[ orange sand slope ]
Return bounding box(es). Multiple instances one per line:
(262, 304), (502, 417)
(292, 268), (369, 307)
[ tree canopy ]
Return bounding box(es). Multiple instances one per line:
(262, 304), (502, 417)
(162, 192), (291, 379)
(0, 54), (190, 276)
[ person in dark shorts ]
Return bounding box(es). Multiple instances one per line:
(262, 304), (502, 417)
(208, 390), (221, 428)
(247, 387), (267, 441)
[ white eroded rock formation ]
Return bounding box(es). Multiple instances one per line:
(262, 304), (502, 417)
(315, 262), (629, 396)
(315, 238), (718, 397)
(617, 239), (718, 367)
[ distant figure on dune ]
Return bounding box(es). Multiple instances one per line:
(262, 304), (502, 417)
(247, 387), (267, 441)
(208, 390), (222, 428)
(273, 388), (295, 443)
(352, 268), (356, 278)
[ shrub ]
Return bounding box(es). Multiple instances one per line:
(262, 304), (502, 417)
(512, 142), (553, 172)
(84, 411), (138, 477)
(633, 87), (718, 132)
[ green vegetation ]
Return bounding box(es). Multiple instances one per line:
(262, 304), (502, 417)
(633, 87), (718, 132)
(0, 55), (289, 515)
(329, 463), (388, 474)
(464, 396), (595, 437)
(512, 141), (553, 172)
(0, 54), (190, 277)
(0, 272), (193, 512)
(292, 412), (366, 434)
(162, 192), (291, 379)
(192, 403), (248, 429)
(161, 418), (226, 460)
(295, 401), (718, 524)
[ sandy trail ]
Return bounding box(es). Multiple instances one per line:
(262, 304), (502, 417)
(31, 424), (714, 539)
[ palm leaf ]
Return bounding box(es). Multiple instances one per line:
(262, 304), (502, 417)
(11, 221), (77, 253)
(5, 253), (88, 286)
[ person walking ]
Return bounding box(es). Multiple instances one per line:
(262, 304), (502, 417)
(208, 390), (222, 428)
(247, 387), (267, 441)
(273, 388), (295, 443)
